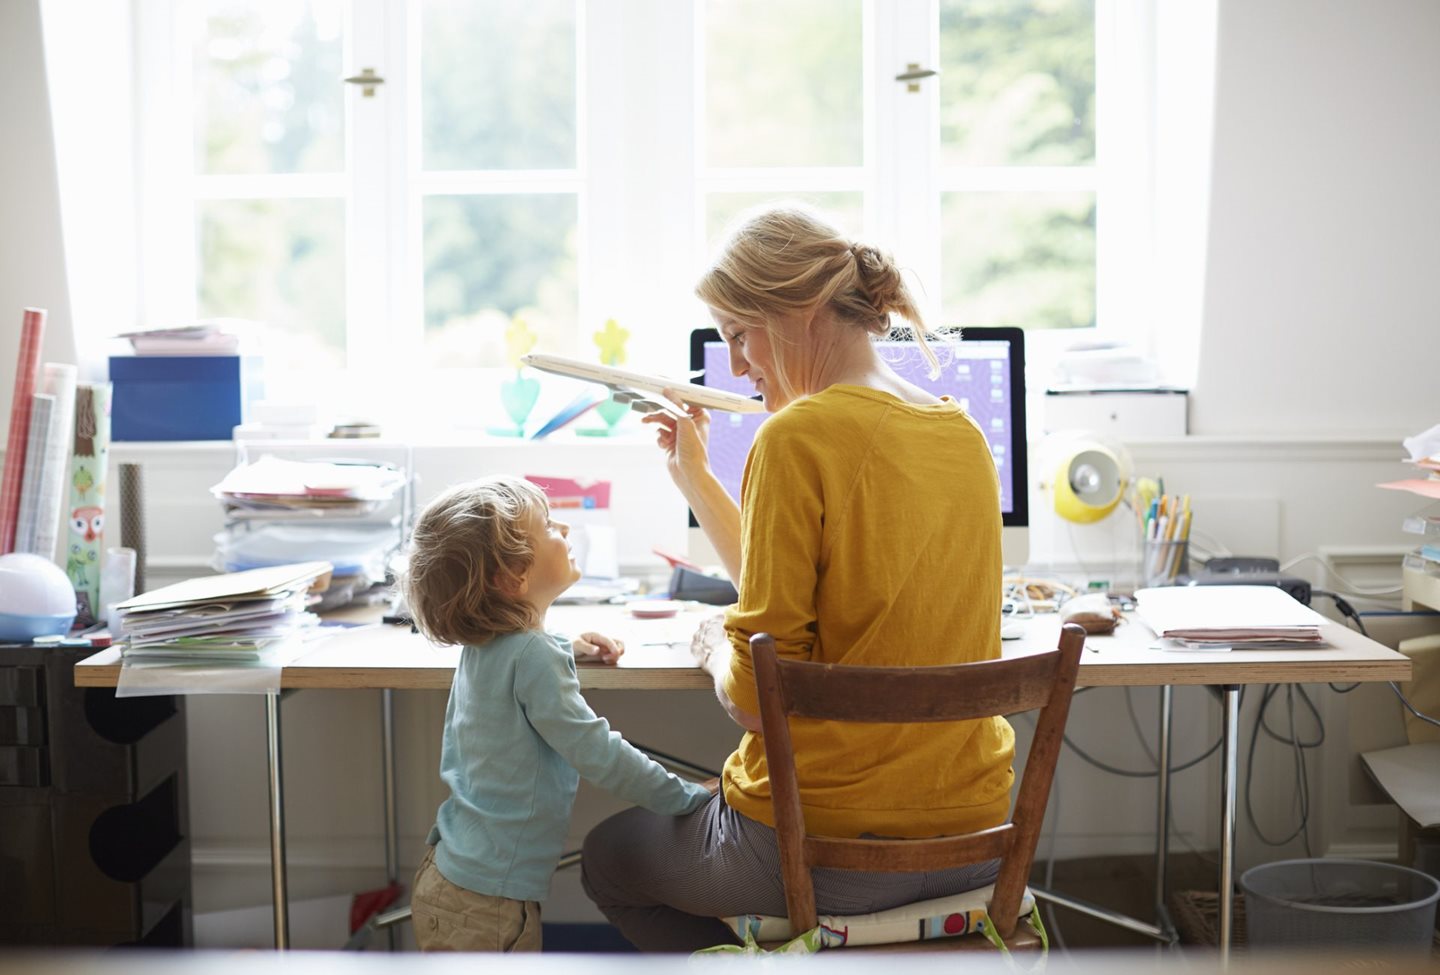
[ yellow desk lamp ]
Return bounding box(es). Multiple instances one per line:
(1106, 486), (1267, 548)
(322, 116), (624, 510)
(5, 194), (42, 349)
(1045, 436), (1160, 527)
(1052, 443), (1128, 524)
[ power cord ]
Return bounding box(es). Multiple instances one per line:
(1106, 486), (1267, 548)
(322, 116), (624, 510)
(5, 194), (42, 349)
(1313, 590), (1440, 729)
(1244, 683), (1321, 855)
(1311, 589), (1364, 693)
(1280, 553), (1403, 599)
(1123, 687), (1219, 868)
(1062, 701), (1224, 780)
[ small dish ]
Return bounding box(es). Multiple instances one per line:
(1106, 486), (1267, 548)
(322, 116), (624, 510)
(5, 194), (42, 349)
(628, 601), (682, 620)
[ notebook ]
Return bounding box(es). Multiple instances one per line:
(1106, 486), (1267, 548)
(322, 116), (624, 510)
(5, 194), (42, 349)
(1134, 585), (1329, 648)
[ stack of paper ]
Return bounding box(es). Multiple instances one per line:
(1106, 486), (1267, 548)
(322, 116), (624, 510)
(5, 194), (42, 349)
(1380, 425), (1440, 576)
(117, 323), (241, 356)
(1135, 585), (1329, 648)
(213, 456), (407, 518)
(113, 562), (332, 662)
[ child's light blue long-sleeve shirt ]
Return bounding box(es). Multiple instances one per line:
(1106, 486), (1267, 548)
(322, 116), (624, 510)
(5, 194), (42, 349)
(430, 629), (710, 903)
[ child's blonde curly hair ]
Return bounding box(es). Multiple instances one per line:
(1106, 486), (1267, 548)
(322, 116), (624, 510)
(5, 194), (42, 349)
(400, 476), (547, 647)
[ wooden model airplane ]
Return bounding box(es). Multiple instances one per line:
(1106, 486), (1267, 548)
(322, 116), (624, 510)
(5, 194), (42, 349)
(521, 353), (766, 417)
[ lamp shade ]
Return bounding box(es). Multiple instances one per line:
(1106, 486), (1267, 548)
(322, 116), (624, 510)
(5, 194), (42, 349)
(0, 552), (76, 641)
(1053, 445), (1125, 524)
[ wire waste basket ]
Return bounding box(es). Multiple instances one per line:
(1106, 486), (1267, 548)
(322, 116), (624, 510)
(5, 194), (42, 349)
(1240, 859), (1439, 955)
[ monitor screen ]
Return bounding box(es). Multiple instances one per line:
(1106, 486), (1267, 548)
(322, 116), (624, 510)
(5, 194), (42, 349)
(688, 326), (1029, 562)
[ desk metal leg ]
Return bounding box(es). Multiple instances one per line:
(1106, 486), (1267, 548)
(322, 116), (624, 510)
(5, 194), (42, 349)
(265, 692), (290, 949)
(1155, 684), (1174, 930)
(1029, 684), (1177, 946)
(1218, 685), (1241, 965)
(381, 688), (399, 951)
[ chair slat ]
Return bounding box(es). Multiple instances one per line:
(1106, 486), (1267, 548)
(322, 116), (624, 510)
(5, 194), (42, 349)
(777, 648), (1065, 723)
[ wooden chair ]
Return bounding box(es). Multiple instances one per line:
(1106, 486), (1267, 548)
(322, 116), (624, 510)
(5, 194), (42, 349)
(751, 623), (1086, 950)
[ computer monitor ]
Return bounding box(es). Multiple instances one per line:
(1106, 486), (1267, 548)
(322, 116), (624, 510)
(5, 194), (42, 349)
(688, 325), (1029, 568)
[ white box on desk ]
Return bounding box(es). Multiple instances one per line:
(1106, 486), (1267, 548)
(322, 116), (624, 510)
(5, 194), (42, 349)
(1043, 387), (1188, 437)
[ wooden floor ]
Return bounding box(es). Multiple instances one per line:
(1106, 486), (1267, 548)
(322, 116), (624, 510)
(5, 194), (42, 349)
(1031, 851), (1216, 949)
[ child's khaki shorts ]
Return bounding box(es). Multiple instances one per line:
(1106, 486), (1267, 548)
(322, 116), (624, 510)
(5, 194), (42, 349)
(411, 846), (542, 952)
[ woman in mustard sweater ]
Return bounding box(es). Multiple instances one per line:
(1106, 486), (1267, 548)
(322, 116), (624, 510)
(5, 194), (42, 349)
(580, 205), (1014, 951)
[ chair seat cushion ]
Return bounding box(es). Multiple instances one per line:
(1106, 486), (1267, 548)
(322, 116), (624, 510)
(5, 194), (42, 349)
(724, 884), (1036, 949)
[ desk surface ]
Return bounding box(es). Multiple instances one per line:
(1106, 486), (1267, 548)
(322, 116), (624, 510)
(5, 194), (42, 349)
(73, 603), (1411, 691)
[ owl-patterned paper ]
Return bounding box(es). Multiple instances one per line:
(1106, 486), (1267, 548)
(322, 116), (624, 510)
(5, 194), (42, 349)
(67, 382), (112, 626)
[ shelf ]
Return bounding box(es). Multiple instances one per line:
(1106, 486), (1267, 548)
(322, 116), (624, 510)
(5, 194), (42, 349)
(1402, 563), (1440, 614)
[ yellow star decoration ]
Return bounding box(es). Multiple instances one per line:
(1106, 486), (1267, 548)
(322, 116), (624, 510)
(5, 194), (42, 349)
(505, 316), (537, 370)
(593, 318), (630, 365)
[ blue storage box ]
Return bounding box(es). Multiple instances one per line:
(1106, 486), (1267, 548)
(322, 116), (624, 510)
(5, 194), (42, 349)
(110, 355), (263, 441)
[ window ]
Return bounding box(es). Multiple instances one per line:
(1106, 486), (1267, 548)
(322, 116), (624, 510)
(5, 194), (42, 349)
(136, 0), (1148, 422)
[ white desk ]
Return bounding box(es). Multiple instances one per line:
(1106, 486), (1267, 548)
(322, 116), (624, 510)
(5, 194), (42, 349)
(75, 605), (1410, 958)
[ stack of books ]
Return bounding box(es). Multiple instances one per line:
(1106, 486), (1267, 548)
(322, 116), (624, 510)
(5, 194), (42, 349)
(1134, 585), (1329, 649)
(112, 562), (332, 663)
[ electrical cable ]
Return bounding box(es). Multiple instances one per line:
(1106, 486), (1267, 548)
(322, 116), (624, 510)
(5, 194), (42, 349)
(1312, 589), (1366, 692)
(1062, 725), (1223, 779)
(1315, 590), (1440, 727)
(1279, 553), (1403, 598)
(1244, 682), (1326, 850)
(1122, 686), (1218, 868)
(1389, 680), (1440, 730)
(1259, 682), (1323, 749)
(1185, 529), (1232, 561)
(1064, 521), (1093, 592)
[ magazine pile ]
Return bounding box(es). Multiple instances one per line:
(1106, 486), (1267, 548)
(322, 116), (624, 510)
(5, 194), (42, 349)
(112, 561), (333, 665)
(1135, 584), (1329, 650)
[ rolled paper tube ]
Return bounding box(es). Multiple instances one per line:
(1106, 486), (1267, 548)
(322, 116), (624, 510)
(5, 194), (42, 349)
(118, 462), (146, 595)
(0, 308), (47, 553)
(33, 363), (77, 562)
(67, 382), (111, 626)
(14, 393), (55, 554)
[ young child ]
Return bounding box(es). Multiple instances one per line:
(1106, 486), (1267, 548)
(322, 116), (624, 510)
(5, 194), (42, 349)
(401, 475), (711, 952)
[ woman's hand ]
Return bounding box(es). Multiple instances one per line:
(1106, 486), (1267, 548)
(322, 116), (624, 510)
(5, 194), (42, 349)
(572, 631), (625, 665)
(640, 392), (711, 494)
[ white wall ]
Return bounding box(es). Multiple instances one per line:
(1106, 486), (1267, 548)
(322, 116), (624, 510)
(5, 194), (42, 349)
(0, 0), (77, 417)
(1192, 0), (1440, 435)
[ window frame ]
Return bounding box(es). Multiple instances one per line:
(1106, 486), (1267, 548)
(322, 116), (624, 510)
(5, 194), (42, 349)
(133, 0), (1156, 430)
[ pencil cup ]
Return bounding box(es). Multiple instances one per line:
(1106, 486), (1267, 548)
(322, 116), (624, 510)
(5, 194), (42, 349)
(1142, 539), (1188, 588)
(101, 546), (137, 628)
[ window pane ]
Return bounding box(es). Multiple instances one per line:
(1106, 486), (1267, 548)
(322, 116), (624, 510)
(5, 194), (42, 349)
(705, 0), (863, 168)
(940, 192), (1094, 330)
(422, 0), (577, 170)
(197, 198), (346, 366)
(705, 192), (864, 247)
(194, 0), (345, 175)
(423, 194), (578, 368)
(938, 0), (1095, 167)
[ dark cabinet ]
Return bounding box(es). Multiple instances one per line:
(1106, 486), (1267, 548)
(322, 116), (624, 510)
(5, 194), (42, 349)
(0, 646), (191, 946)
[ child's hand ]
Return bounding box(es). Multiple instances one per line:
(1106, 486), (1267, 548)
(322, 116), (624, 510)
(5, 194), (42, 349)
(690, 615), (727, 673)
(572, 631), (625, 665)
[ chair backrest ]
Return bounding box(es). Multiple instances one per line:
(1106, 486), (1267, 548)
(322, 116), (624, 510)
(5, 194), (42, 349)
(752, 623), (1086, 939)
